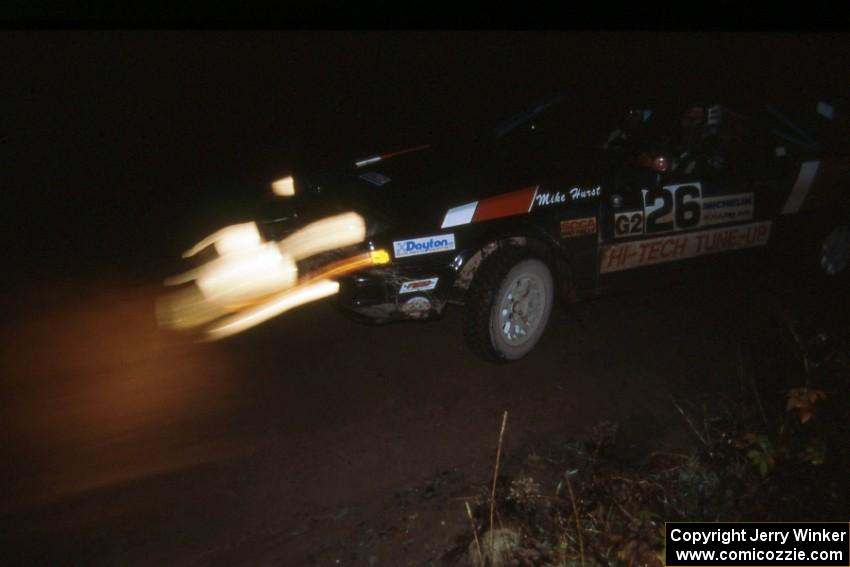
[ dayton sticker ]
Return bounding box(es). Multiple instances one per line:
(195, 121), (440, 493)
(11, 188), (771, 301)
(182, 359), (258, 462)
(399, 277), (439, 294)
(600, 221), (771, 273)
(393, 234), (456, 258)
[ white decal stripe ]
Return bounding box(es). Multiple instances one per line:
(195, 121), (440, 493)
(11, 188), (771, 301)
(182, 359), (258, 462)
(528, 185), (540, 212)
(441, 201), (478, 228)
(782, 160), (820, 215)
(355, 156), (381, 168)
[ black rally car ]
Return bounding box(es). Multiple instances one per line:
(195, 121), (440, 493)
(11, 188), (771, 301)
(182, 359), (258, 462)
(158, 94), (850, 361)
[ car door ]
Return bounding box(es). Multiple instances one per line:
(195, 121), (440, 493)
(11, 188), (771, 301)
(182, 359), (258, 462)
(596, 104), (774, 292)
(486, 101), (621, 295)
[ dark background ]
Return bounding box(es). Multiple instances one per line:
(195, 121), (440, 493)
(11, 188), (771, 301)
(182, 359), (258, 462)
(3, 32), (850, 565)
(5, 31), (849, 285)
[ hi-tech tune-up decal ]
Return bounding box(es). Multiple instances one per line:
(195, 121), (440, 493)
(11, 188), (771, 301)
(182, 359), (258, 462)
(600, 221), (771, 273)
(560, 217), (597, 238)
(782, 161), (820, 214)
(399, 277), (439, 294)
(393, 234), (456, 258)
(613, 183), (755, 239)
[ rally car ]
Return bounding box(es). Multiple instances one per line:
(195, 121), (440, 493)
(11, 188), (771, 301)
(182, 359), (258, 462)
(157, 94), (850, 361)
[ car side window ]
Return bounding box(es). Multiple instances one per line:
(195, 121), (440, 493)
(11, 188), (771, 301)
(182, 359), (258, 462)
(714, 109), (776, 177)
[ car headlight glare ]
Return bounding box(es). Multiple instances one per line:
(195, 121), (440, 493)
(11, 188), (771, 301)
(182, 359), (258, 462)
(271, 175), (295, 197)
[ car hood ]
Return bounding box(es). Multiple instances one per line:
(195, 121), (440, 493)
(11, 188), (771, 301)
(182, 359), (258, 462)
(257, 139), (498, 237)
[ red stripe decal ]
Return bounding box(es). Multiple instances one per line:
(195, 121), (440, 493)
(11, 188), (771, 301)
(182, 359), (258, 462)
(471, 186), (538, 223)
(379, 144), (432, 160)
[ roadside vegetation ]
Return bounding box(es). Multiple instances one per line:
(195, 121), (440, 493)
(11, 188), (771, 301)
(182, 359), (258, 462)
(452, 298), (849, 567)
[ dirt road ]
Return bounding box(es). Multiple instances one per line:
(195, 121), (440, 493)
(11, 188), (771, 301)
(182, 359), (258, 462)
(0, 271), (834, 565)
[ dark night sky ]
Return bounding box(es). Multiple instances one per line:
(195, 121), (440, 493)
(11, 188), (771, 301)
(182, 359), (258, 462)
(4, 32), (849, 283)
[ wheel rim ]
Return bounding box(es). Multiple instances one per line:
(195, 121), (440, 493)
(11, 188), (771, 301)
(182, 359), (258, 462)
(497, 273), (546, 345)
(820, 224), (850, 276)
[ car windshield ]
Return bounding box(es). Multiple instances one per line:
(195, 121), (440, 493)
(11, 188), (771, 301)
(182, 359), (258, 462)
(487, 93), (646, 151)
(491, 94), (567, 139)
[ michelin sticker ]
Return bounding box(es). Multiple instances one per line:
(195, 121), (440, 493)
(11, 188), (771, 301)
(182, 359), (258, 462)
(399, 277), (439, 294)
(393, 234), (456, 258)
(701, 194), (754, 225)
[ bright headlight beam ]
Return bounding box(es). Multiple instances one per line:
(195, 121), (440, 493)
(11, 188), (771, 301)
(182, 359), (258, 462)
(163, 212), (375, 337)
(271, 175), (295, 196)
(183, 222), (261, 258)
(195, 244), (298, 306)
(214, 223), (262, 256)
(204, 279), (340, 340)
(278, 212), (366, 260)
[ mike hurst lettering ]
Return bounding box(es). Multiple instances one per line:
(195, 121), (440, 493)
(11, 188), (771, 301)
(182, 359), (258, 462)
(669, 527), (847, 545)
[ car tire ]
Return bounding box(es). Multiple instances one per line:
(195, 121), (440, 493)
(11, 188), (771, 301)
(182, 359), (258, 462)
(463, 247), (554, 362)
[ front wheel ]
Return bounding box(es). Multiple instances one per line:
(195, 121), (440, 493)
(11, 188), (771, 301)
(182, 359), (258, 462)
(463, 248), (554, 362)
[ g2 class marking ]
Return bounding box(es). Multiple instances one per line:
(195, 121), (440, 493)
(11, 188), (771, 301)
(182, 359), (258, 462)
(393, 234), (456, 258)
(614, 210), (644, 238)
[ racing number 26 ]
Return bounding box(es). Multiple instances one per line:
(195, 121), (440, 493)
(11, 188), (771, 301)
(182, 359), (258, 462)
(642, 184), (701, 233)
